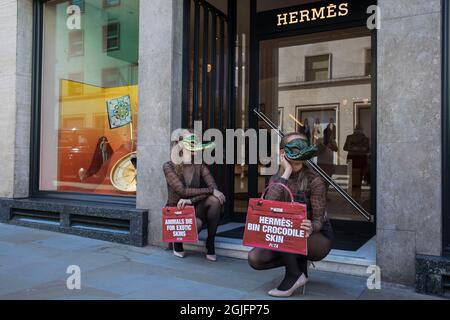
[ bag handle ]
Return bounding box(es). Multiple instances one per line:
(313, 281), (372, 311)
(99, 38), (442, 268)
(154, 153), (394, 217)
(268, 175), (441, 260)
(261, 183), (295, 203)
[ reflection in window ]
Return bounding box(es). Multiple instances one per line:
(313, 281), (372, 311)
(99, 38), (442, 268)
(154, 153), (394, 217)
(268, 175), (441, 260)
(67, 72), (84, 96)
(103, 0), (121, 8)
(69, 30), (84, 57)
(102, 67), (124, 88)
(305, 54), (330, 82)
(365, 48), (372, 77)
(70, 0), (85, 12)
(103, 22), (121, 52)
(260, 27), (373, 225)
(40, 0), (140, 197)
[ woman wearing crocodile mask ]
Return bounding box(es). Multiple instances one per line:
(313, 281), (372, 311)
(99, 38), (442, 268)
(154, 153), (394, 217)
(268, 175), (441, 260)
(163, 130), (226, 262)
(248, 133), (334, 297)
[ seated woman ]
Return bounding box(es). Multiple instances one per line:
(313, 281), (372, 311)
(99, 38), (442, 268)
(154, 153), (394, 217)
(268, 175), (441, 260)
(248, 133), (334, 298)
(163, 130), (226, 262)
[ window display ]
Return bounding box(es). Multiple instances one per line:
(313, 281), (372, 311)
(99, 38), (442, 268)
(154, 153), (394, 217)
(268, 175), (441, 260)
(40, 0), (140, 197)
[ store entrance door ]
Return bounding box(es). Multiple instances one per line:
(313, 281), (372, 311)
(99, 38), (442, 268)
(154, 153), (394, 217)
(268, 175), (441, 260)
(240, 26), (377, 251)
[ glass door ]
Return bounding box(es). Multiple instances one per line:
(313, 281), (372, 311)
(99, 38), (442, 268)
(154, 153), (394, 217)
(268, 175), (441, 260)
(254, 26), (375, 250)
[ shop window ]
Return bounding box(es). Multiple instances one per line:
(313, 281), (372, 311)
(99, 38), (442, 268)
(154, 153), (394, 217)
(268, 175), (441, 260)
(68, 30), (84, 57)
(38, 0), (140, 198)
(102, 67), (124, 88)
(365, 48), (372, 77)
(305, 54), (331, 82)
(103, 22), (121, 52)
(259, 27), (373, 226)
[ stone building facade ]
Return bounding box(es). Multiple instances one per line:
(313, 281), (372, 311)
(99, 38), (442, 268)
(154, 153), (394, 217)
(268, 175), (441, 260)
(0, 0), (449, 297)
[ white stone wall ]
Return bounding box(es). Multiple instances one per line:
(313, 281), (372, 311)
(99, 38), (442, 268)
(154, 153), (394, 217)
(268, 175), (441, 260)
(377, 0), (442, 284)
(0, 0), (33, 198)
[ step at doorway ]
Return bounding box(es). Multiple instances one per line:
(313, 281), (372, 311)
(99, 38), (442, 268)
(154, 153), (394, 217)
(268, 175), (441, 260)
(184, 222), (376, 277)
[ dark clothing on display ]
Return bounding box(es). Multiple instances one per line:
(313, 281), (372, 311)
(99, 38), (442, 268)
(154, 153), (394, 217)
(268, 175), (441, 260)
(343, 131), (370, 156)
(299, 125), (312, 145)
(344, 131), (371, 185)
(324, 124), (338, 152)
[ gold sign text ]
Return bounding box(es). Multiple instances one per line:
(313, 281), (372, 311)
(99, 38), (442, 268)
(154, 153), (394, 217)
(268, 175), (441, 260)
(277, 3), (349, 27)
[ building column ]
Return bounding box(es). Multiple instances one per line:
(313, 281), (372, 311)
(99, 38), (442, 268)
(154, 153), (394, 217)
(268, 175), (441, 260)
(377, 0), (442, 285)
(136, 0), (184, 245)
(0, 0), (33, 199)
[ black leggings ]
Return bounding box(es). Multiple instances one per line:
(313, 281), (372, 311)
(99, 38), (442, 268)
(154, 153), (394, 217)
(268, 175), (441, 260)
(248, 232), (332, 290)
(174, 196), (222, 255)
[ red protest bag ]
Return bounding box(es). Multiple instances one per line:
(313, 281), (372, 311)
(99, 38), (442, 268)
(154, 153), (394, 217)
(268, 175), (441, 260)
(243, 183), (308, 256)
(162, 206), (199, 243)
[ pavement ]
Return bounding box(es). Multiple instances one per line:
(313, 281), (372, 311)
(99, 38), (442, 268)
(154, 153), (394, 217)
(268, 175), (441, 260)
(0, 223), (443, 300)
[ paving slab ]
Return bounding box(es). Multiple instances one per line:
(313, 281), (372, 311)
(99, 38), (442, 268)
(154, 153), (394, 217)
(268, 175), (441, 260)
(0, 224), (444, 300)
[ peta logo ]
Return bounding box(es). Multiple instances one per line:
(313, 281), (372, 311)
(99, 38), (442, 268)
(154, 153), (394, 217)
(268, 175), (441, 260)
(66, 5), (81, 30)
(66, 265), (81, 290)
(366, 265), (381, 290)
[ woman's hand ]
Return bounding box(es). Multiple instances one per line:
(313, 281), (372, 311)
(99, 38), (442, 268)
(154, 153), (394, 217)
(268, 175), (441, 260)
(213, 189), (226, 205)
(177, 199), (192, 209)
(280, 153), (293, 180)
(301, 219), (313, 238)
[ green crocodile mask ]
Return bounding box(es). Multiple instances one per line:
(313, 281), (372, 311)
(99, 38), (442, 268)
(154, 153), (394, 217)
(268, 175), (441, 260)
(181, 134), (216, 152)
(284, 138), (318, 161)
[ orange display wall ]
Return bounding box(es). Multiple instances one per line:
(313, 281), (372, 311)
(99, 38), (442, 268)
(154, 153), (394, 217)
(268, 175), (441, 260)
(57, 79), (138, 196)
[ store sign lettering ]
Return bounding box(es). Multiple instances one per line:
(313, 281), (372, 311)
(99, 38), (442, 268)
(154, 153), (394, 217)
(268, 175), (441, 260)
(277, 3), (349, 27)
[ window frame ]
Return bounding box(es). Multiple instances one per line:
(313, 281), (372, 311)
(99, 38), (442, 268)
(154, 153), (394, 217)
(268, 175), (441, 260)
(103, 21), (121, 52)
(68, 29), (85, 57)
(30, 0), (136, 205)
(365, 47), (372, 77)
(304, 53), (332, 82)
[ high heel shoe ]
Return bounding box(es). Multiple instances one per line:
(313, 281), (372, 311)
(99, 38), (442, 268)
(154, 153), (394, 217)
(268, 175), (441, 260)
(173, 248), (185, 258)
(173, 249), (185, 258)
(268, 274), (308, 298)
(206, 239), (216, 262)
(206, 254), (217, 262)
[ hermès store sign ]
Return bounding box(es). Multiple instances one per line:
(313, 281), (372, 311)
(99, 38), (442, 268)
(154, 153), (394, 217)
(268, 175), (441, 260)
(255, 0), (376, 37)
(276, 2), (349, 27)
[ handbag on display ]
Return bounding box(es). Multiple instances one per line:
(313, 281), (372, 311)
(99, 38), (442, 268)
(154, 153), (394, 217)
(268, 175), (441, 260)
(162, 206), (198, 243)
(243, 183), (308, 256)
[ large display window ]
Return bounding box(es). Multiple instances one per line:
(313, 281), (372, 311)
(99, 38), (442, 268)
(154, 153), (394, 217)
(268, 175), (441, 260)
(35, 0), (139, 198)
